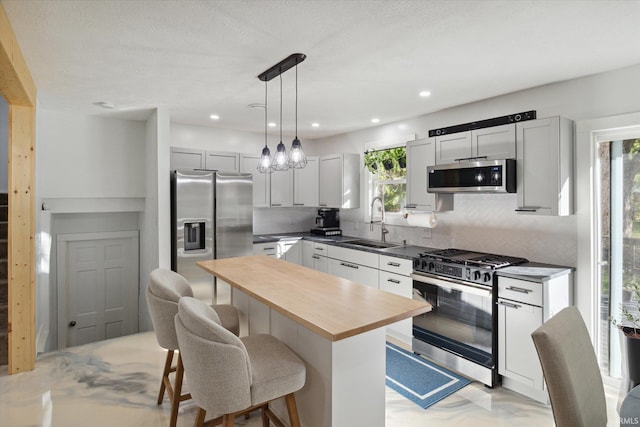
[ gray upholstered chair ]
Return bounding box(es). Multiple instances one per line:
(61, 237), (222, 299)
(531, 306), (607, 427)
(146, 268), (240, 427)
(175, 296), (306, 427)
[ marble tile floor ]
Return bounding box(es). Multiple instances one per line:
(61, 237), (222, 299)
(0, 332), (623, 427)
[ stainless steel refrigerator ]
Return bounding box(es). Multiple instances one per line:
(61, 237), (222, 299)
(170, 170), (253, 302)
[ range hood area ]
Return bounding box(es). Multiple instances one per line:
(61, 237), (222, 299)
(427, 159), (516, 194)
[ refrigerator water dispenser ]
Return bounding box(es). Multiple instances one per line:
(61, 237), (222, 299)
(184, 222), (205, 251)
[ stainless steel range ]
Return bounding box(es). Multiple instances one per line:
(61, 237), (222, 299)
(411, 248), (527, 387)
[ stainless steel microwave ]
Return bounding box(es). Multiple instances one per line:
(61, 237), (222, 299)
(427, 159), (516, 193)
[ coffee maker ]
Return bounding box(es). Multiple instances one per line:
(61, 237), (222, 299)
(311, 208), (341, 236)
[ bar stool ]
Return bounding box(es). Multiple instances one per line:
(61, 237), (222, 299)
(174, 296), (306, 427)
(146, 268), (240, 427)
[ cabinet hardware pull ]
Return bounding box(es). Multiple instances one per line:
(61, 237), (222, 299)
(69, 320), (77, 327)
(387, 278), (401, 284)
(271, 204), (282, 207)
(453, 155), (488, 162)
(340, 262), (358, 269)
(506, 286), (532, 294)
(264, 247), (275, 250)
(498, 301), (520, 309)
(319, 203), (327, 206)
(404, 204), (417, 209)
(315, 247), (324, 251)
(515, 207), (540, 212)
(387, 262), (401, 267)
(293, 203), (304, 206)
(312, 255), (319, 260)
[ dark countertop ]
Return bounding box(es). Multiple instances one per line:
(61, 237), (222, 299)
(496, 262), (574, 283)
(253, 233), (573, 281)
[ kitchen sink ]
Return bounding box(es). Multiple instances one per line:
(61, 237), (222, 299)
(342, 239), (404, 249)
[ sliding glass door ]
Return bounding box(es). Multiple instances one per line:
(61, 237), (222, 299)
(596, 135), (640, 377)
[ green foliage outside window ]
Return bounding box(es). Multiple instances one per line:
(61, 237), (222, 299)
(365, 147), (407, 213)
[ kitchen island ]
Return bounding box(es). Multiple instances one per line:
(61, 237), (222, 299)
(197, 255), (431, 427)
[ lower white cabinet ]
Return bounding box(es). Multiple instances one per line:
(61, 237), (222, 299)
(279, 239), (302, 264)
(328, 258), (378, 289)
(302, 241), (329, 272)
(497, 271), (572, 403)
(379, 255), (413, 343)
(253, 242), (278, 257)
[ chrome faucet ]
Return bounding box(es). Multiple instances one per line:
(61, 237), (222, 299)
(370, 196), (389, 242)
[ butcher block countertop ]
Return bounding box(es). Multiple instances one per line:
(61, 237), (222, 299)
(197, 255), (432, 342)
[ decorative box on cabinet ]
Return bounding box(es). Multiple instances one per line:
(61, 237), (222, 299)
(319, 154), (360, 208)
(405, 139), (453, 212)
(435, 123), (516, 165)
(497, 269), (572, 403)
(516, 116), (574, 216)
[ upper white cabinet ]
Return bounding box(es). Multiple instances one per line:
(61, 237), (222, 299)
(293, 157), (319, 207)
(516, 116), (574, 216)
(406, 138), (453, 212)
(435, 123), (516, 164)
(170, 148), (239, 172)
(319, 153), (360, 208)
(240, 154), (270, 208)
(170, 147), (204, 170)
(270, 169), (294, 207)
(204, 151), (239, 172)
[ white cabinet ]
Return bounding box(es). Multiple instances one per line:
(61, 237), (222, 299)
(327, 246), (378, 289)
(170, 148), (239, 172)
(170, 147), (204, 170)
(204, 151), (239, 172)
(378, 255), (413, 344)
(253, 242), (278, 257)
(328, 258), (379, 289)
(435, 123), (516, 164)
(405, 138), (453, 212)
(497, 271), (572, 403)
(302, 241), (328, 272)
(293, 157), (319, 207)
(279, 239), (302, 264)
(319, 154), (360, 208)
(516, 116), (574, 216)
(240, 154), (270, 208)
(270, 169), (294, 207)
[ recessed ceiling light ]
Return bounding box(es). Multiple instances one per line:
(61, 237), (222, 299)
(311, 123), (320, 127)
(210, 114), (220, 120)
(371, 118), (380, 123)
(93, 101), (115, 109)
(268, 122), (276, 127)
(419, 90), (431, 98)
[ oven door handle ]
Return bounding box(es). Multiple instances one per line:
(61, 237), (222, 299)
(411, 272), (492, 297)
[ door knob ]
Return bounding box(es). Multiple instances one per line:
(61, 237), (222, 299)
(69, 320), (76, 327)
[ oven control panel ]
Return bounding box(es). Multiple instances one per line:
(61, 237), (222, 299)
(414, 259), (495, 286)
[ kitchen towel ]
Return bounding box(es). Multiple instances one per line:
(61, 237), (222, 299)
(406, 212), (437, 228)
(385, 341), (470, 409)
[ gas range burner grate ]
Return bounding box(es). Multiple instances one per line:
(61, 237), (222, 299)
(418, 248), (528, 269)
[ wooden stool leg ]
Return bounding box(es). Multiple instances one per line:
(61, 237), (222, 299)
(170, 353), (186, 427)
(222, 414), (235, 427)
(158, 349), (174, 404)
(285, 393), (301, 427)
(261, 404), (270, 427)
(194, 407), (206, 427)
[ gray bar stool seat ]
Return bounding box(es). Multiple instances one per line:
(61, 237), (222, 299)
(146, 268), (240, 427)
(175, 296), (306, 427)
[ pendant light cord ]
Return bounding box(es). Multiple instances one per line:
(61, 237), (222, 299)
(264, 80), (268, 148)
(295, 64), (298, 138)
(280, 72), (283, 142)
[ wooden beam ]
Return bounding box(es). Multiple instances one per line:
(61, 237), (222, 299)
(0, 3), (37, 373)
(7, 105), (35, 373)
(0, 5), (37, 106)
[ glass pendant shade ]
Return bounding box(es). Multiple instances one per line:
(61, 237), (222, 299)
(257, 145), (274, 173)
(289, 137), (307, 168)
(274, 141), (289, 171)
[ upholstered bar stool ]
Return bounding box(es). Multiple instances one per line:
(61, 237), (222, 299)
(175, 296), (306, 427)
(146, 268), (240, 427)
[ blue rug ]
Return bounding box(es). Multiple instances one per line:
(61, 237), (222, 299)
(385, 341), (471, 409)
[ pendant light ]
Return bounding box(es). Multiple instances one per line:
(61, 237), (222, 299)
(273, 73), (289, 171)
(288, 63), (307, 168)
(257, 80), (274, 173)
(256, 53), (306, 173)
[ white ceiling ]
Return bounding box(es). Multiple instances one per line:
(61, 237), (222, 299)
(3, 0), (640, 139)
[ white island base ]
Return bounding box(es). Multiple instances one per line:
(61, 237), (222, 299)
(235, 292), (386, 427)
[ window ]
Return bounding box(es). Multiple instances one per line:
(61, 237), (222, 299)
(365, 145), (407, 222)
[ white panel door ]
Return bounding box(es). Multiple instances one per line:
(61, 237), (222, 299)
(58, 231), (139, 348)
